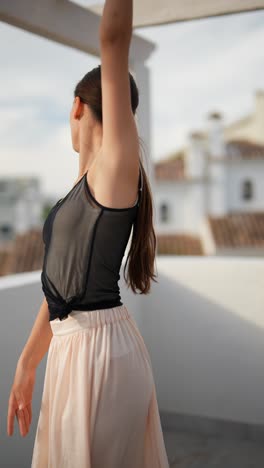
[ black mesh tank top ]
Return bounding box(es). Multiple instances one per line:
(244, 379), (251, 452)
(41, 165), (143, 321)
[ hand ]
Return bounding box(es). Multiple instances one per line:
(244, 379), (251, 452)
(7, 361), (36, 437)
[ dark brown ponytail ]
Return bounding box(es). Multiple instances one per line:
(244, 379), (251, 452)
(124, 141), (158, 294)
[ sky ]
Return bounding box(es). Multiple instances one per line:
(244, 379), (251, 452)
(0, 8), (263, 198)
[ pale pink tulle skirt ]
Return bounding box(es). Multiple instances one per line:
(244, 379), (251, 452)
(31, 304), (169, 468)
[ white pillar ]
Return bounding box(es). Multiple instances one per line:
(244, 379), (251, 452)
(130, 60), (155, 206)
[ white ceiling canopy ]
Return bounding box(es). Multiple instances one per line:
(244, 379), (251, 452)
(71, 0), (264, 28)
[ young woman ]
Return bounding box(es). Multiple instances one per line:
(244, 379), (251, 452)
(7, 1), (170, 466)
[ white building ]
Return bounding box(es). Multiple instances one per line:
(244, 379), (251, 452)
(155, 90), (264, 256)
(0, 175), (43, 244)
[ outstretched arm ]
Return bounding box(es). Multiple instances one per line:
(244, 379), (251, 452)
(100, 0), (132, 43)
(99, 0), (139, 173)
(7, 297), (53, 437)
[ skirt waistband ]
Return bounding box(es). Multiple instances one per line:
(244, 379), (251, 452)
(50, 304), (131, 336)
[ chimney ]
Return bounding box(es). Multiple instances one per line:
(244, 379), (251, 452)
(206, 112), (227, 216)
(186, 131), (206, 178)
(207, 111), (226, 159)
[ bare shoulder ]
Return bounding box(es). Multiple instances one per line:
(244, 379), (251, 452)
(87, 150), (140, 210)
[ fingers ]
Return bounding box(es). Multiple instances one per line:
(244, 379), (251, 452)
(7, 394), (16, 436)
(23, 405), (30, 433)
(29, 403), (32, 425)
(7, 392), (32, 437)
(14, 390), (29, 436)
(17, 402), (32, 437)
(16, 407), (27, 437)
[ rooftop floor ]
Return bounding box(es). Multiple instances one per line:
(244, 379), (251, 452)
(164, 429), (264, 468)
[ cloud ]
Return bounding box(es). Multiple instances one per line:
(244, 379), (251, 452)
(0, 9), (263, 195)
(0, 21), (100, 196)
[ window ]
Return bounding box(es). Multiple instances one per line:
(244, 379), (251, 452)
(242, 179), (253, 200)
(160, 202), (169, 222)
(0, 224), (13, 235)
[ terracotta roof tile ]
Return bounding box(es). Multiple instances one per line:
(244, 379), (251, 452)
(208, 212), (264, 247)
(157, 233), (204, 255)
(0, 247), (13, 276)
(154, 151), (186, 181)
(0, 228), (44, 276)
(226, 139), (264, 159)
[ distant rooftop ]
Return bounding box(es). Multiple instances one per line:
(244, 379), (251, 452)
(0, 228), (44, 277)
(157, 233), (204, 256)
(208, 211), (264, 248)
(226, 139), (264, 160)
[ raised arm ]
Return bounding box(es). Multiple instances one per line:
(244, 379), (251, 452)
(99, 0), (140, 175)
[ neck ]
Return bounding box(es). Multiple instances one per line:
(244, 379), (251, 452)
(77, 127), (103, 178)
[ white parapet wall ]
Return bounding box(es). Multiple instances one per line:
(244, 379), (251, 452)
(1, 255), (264, 467)
(136, 256), (264, 426)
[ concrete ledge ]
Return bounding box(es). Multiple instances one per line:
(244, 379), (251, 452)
(160, 410), (264, 443)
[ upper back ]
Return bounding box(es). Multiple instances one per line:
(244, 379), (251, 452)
(41, 163), (143, 321)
